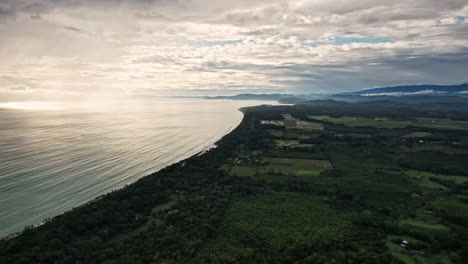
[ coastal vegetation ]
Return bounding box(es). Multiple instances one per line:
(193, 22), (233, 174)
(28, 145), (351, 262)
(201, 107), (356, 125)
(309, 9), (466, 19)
(1, 100), (468, 264)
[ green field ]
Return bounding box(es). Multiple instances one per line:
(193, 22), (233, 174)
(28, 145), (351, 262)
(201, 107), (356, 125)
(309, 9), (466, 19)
(268, 130), (284, 137)
(309, 115), (410, 128)
(229, 166), (257, 177)
(259, 157), (331, 175)
(274, 140), (314, 149)
(296, 170), (321, 177)
(399, 219), (449, 231)
(402, 132), (432, 138)
(385, 236), (454, 264)
(345, 133), (372, 138)
(309, 115), (468, 130)
(407, 170), (468, 185)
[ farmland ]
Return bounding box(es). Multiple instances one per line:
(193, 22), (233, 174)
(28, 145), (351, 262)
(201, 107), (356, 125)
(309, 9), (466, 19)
(308, 115), (468, 130)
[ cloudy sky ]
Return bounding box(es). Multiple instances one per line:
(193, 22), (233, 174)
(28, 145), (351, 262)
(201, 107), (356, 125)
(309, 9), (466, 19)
(0, 0), (467, 101)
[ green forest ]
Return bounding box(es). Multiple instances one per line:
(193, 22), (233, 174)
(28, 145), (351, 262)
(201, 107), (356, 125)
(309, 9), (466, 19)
(1, 100), (468, 264)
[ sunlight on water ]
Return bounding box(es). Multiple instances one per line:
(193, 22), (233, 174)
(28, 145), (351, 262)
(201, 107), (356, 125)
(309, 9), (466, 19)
(0, 98), (278, 237)
(0, 101), (64, 111)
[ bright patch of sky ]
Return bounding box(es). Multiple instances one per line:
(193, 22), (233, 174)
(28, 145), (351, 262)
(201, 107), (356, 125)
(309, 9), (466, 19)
(186, 40), (244, 47)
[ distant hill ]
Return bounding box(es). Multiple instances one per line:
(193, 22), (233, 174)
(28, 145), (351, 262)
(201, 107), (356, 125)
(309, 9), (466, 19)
(204, 84), (468, 103)
(342, 84), (468, 96)
(204, 94), (293, 101)
(204, 93), (331, 101)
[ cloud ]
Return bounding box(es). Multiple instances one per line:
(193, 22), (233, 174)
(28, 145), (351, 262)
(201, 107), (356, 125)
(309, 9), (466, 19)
(0, 0), (467, 100)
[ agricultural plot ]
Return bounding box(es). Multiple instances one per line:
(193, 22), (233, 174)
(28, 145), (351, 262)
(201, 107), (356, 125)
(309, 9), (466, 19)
(229, 166), (257, 177)
(259, 157), (331, 176)
(399, 151), (468, 175)
(407, 170), (468, 187)
(415, 117), (468, 130)
(296, 120), (323, 131)
(264, 114), (324, 131)
(399, 219), (449, 232)
(282, 130), (314, 139)
(385, 236), (454, 264)
(402, 143), (468, 155)
(267, 130), (284, 137)
(274, 139), (299, 147)
(195, 193), (352, 261)
(310, 115), (468, 130)
(264, 150), (325, 159)
(433, 197), (468, 225)
(345, 133), (372, 138)
(401, 132), (432, 138)
(309, 115), (410, 128)
(274, 140), (314, 149)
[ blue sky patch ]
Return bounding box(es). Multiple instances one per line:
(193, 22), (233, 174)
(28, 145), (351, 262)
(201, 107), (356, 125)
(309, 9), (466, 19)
(454, 16), (465, 23)
(303, 36), (393, 47)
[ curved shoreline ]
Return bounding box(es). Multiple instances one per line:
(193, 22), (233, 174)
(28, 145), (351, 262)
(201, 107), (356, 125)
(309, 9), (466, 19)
(0, 106), (250, 239)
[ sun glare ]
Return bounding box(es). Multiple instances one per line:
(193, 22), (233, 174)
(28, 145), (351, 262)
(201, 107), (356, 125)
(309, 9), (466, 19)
(0, 101), (64, 111)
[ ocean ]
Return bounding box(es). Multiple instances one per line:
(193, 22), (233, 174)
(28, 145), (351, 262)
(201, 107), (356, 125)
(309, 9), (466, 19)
(0, 98), (276, 237)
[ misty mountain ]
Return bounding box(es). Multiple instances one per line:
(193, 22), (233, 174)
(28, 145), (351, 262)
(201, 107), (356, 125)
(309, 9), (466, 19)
(341, 83), (468, 96)
(204, 94), (294, 101)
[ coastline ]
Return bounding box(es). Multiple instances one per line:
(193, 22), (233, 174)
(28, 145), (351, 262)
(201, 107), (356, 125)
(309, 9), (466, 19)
(0, 105), (251, 239)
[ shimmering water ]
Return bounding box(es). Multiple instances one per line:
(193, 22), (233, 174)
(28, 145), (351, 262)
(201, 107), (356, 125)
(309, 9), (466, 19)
(0, 98), (275, 237)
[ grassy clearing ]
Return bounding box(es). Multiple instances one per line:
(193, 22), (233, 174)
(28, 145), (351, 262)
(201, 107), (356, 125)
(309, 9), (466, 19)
(402, 132), (432, 138)
(277, 130), (317, 139)
(345, 133), (372, 138)
(296, 170), (321, 177)
(310, 115), (468, 130)
(274, 139), (300, 147)
(259, 157), (331, 175)
(385, 236), (455, 264)
(407, 170), (448, 190)
(308, 115), (410, 128)
(229, 166), (257, 177)
(400, 219), (449, 231)
(195, 193), (352, 261)
(402, 143), (468, 155)
(420, 117), (468, 124)
(385, 237), (415, 264)
(407, 170), (468, 185)
(400, 151), (468, 175)
(264, 150), (324, 159)
(267, 130), (284, 137)
(283, 120), (297, 129)
(296, 121), (323, 131)
(433, 197), (468, 224)
(274, 140), (314, 149)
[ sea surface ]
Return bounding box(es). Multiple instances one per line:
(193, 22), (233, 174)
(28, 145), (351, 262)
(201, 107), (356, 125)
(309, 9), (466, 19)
(0, 98), (277, 237)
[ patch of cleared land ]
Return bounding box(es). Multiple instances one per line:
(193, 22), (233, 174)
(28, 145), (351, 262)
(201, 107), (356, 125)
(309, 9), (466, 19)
(345, 133), (372, 138)
(407, 170), (468, 186)
(401, 132), (432, 138)
(274, 140), (314, 149)
(309, 115), (468, 130)
(309, 115), (411, 128)
(399, 219), (449, 231)
(229, 166), (257, 177)
(259, 157), (331, 175)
